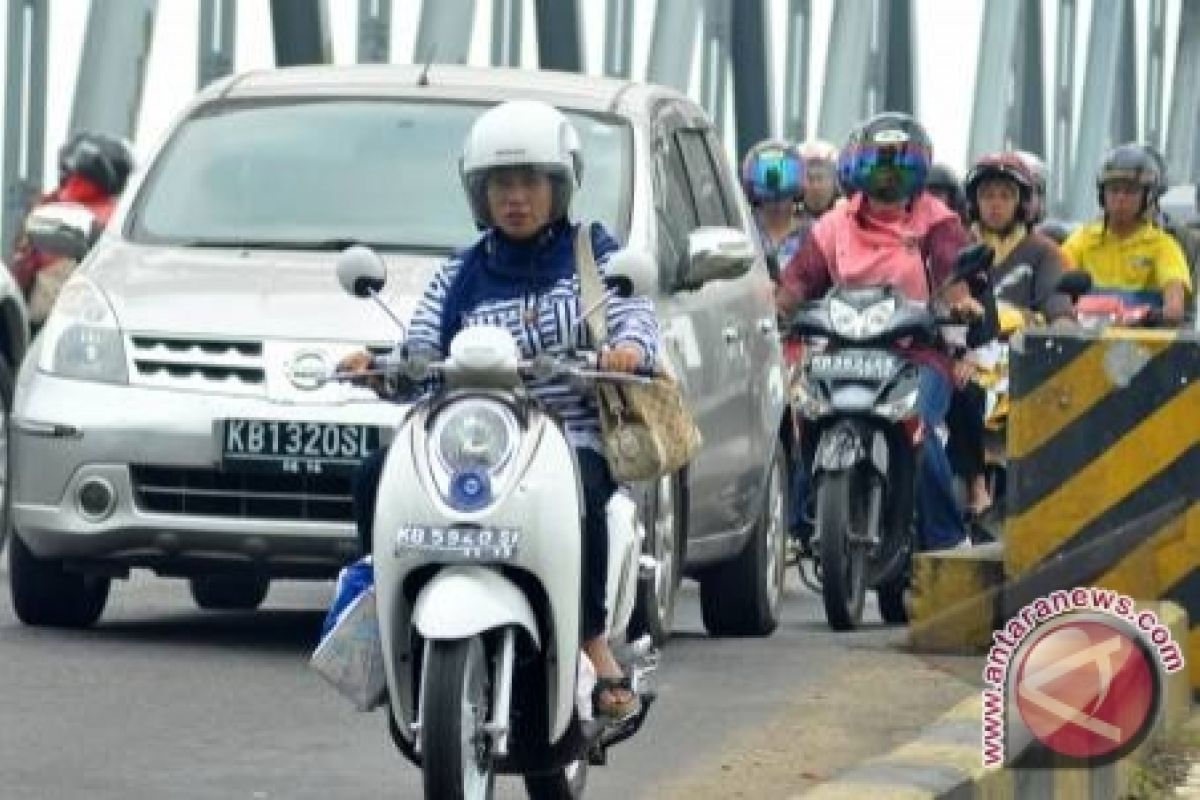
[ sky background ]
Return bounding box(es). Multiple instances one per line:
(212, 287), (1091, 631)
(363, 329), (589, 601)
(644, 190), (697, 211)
(0, 0), (1184, 196)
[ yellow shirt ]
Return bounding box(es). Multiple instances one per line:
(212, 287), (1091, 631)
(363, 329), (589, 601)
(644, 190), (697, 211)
(1061, 221), (1192, 301)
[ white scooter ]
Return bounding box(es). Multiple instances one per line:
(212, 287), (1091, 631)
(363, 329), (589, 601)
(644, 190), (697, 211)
(334, 246), (658, 799)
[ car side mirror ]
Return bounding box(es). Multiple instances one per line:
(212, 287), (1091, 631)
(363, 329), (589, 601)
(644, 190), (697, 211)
(602, 247), (655, 299)
(335, 245), (387, 298)
(679, 227), (755, 291)
(23, 202), (100, 262)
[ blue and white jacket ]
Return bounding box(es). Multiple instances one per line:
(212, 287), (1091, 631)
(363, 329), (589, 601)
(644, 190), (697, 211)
(402, 220), (660, 453)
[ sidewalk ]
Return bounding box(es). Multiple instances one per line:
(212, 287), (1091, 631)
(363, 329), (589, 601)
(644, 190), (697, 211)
(646, 627), (980, 799)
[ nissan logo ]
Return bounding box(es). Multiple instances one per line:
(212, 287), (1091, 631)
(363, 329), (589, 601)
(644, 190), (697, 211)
(286, 350), (331, 391)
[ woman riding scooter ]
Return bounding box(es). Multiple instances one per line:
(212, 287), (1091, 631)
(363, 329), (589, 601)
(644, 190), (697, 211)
(948, 152), (1075, 522)
(339, 99), (659, 721)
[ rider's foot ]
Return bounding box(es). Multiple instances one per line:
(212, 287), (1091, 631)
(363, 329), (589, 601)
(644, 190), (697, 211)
(967, 476), (992, 517)
(583, 636), (640, 719)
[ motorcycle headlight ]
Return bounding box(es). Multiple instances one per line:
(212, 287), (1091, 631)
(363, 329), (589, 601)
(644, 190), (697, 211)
(828, 297), (896, 340)
(36, 277), (128, 384)
(431, 400), (518, 474)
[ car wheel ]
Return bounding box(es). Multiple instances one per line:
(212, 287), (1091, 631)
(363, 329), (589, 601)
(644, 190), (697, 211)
(189, 574), (270, 610)
(629, 471), (684, 646)
(699, 446), (788, 637)
(0, 353), (13, 556)
(9, 532), (109, 628)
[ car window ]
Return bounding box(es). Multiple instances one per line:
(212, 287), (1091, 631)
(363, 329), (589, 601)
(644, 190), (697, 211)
(651, 122), (697, 287)
(675, 128), (731, 227)
(129, 99), (631, 252)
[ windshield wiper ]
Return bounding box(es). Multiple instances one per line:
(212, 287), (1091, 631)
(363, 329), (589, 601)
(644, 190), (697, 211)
(180, 238), (449, 254)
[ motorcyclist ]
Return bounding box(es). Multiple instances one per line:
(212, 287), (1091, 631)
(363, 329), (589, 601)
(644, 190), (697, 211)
(741, 139), (807, 278)
(948, 152), (1075, 519)
(1060, 143), (1192, 326)
(1013, 150), (1049, 226)
(1141, 143), (1200, 292)
(926, 163), (969, 226)
(797, 139), (841, 226)
(10, 131), (134, 297)
(778, 112), (979, 551)
(339, 99), (659, 720)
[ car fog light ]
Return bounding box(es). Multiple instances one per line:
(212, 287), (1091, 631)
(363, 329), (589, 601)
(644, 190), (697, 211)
(77, 477), (116, 521)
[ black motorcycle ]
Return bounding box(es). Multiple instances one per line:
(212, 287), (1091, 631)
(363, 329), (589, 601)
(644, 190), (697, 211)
(787, 246), (994, 630)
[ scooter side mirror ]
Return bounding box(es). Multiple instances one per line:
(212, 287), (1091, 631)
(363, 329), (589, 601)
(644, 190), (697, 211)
(1056, 270), (1093, 301)
(951, 243), (994, 283)
(602, 247), (655, 298)
(24, 202), (99, 262)
(336, 245), (388, 298)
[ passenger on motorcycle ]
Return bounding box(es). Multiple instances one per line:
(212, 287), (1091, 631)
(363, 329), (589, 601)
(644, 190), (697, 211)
(1141, 143), (1200, 296)
(926, 163), (969, 226)
(742, 139), (807, 279)
(777, 112), (977, 551)
(1060, 143), (1192, 326)
(797, 139), (841, 225)
(339, 99), (659, 719)
(1013, 150), (1049, 227)
(10, 131), (134, 309)
(948, 152), (1075, 519)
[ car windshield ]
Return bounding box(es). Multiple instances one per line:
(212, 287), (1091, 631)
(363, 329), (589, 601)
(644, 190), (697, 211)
(128, 99), (631, 252)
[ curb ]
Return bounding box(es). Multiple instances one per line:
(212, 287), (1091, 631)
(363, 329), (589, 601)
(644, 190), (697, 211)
(799, 601), (1192, 800)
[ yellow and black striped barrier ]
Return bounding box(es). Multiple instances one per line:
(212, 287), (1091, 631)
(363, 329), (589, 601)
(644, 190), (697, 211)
(1004, 327), (1200, 685)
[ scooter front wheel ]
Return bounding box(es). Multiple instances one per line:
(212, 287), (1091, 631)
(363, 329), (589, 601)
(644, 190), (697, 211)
(421, 636), (495, 800)
(816, 469), (870, 631)
(523, 759), (589, 799)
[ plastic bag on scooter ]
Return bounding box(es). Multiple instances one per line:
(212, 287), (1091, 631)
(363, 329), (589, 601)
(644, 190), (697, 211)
(311, 557), (386, 712)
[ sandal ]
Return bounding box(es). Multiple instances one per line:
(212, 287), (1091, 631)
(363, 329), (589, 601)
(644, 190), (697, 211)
(592, 674), (641, 720)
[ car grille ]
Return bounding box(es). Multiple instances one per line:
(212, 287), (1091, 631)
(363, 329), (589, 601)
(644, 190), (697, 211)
(131, 466), (355, 522)
(128, 336), (266, 395)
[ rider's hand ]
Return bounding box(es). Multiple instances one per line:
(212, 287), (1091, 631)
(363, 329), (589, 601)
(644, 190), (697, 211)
(600, 343), (647, 374)
(950, 296), (985, 322)
(952, 358), (976, 389)
(338, 350), (384, 392)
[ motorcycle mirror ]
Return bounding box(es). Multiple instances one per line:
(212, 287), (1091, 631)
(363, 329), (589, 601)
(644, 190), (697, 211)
(23, 202), (99, 262)
(951, 243), (994, 283)
(601, 247), (654, 298)
(335, 245), (387, 298)
(1055, 270), (1093, 301)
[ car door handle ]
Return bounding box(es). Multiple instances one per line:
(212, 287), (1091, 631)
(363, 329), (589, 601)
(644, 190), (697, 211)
(723, 325), (744, 344)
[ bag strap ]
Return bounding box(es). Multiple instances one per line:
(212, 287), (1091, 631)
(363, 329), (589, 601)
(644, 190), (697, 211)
(575, 223), (609, 346)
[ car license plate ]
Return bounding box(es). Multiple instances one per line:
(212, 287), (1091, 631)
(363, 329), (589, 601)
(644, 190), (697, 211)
(394, 525), (521, 561)
(807, 351), (898, 381)
(221, 419), (380, 476)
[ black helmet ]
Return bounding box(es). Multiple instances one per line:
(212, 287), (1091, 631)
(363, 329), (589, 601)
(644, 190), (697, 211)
(926, 162), (966, 217)
(1139, 143), (1170, 203)
(58, 132), (134, 195)
(842, 112), (933, 203)
(1096, 143), (1158, 212)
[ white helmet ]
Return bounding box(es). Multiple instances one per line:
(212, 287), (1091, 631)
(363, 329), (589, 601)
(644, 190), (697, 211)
(798, 139), (839, 166)
(459, 99), (582, 228)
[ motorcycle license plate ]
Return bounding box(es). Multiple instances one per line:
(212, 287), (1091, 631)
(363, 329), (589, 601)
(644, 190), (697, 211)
(394, 525), (521, 561)
(807, 351), (898, 381)
(220, 419), (381, 476)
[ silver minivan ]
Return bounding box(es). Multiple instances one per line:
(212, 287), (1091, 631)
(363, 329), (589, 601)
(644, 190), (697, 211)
(9, 65), (789, 637)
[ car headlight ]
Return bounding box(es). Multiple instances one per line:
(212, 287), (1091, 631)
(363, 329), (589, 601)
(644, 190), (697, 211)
(431, 400), (518, 474)
(36, 277), (128, 384)
(828, 297), (896, 340)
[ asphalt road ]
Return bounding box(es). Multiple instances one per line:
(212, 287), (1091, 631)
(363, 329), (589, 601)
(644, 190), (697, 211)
(0, 564), (963, 800)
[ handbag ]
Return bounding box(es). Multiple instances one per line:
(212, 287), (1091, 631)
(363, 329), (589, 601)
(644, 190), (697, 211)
(575, 225), (702, 483)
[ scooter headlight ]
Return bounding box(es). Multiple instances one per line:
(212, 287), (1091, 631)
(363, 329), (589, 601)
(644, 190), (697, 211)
(432, 400), (517, 474)
(828, 297), (896, 340)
